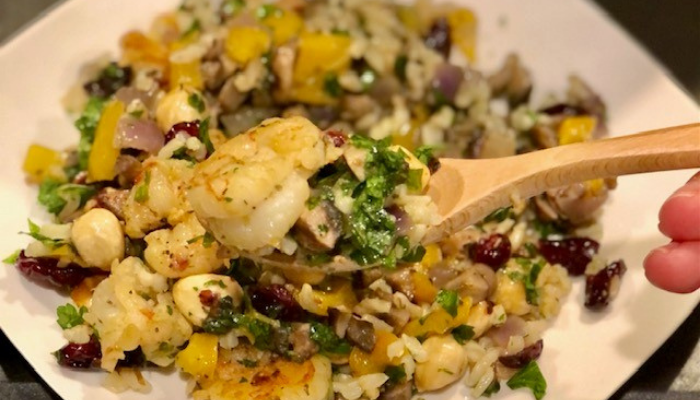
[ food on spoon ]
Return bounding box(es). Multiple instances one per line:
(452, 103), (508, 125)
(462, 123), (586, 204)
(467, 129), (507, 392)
(7, 0), (629, 399)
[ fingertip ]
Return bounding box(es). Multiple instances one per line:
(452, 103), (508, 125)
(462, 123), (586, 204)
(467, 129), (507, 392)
(644, 241), (700, 293)
(658, 179), (700, 241)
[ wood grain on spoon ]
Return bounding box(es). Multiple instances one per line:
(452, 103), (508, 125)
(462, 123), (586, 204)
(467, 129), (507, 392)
(423, 123), (700, 244)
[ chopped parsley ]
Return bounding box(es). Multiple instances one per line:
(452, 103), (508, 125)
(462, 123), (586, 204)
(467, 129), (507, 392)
(187, 93), (205, 113)
(56, 303), (87, 330)
(22, 219), (68, 249)
(74, 97), (106, 171)
(199, 117), (214, 155)
(394, 54), (408, 82)
(239, 358), (258, 368)
(384, 365), (407, 385)
(134, 171), (151, 203)
(483, 207), (513, 223)
(513, 258), (544, 305)
(483, 381), (501, 397)
(323, 73), (342, 98)
(202, 297), (274, 351)
(255, 4), (281, 19)
(187, 232), (216, 248)
(38, 179), (96, 215)
(204, 279), (226, 288)
(221, 0), (246, 17)
(436, 289), (460, 317)
(309, 321), (352, 355)
(181, 19), (201, 38)
(506, 361), (547, 400)
(3, 250), (20, 264)
(451, 324), (475, 344)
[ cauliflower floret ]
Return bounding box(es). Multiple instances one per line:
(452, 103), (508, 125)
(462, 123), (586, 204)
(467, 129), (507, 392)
(83, 257), (193, 371)
(144, 213), (225, 278)
(122, 158), (194, 238)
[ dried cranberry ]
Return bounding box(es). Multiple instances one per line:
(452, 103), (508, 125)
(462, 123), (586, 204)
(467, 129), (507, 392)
(539, 238), (599, 276)
(499, 339), (544, 369)
(468, 234), (512, 270)
(324, 129), (347, 147)
(16, 251), (96, 289)
(539, 103), (586, 117)
(249, 284), (305, 322)
(426, 157), (441, 174)
(165, 120), (200, 142)
(83, 62), (132, 98)
(585, 260), (627, 309)
(55, 336), (101, 369)
(424, 17), (451, 59)
(117, 348), (146, 368)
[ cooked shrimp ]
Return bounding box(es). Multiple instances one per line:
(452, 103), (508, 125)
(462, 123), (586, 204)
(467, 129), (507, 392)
(187, 116), (342, 252)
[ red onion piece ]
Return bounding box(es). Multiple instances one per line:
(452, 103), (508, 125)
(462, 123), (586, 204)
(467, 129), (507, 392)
(114, 117), (164, 154)
(432, 63), (464, 102)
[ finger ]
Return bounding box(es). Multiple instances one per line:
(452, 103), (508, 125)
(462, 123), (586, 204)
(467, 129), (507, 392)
(644, 241), (700, 293)
(658, 172), (700, 241)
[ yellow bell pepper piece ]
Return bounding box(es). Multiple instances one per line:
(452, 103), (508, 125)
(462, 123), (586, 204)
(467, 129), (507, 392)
(397, 5), (421, 32)
(584, 178), (605, 197)
(291, 80), (338, 106)
(170, 59), (203, 90)
(293, 32), (352, 84)
(447, 8), (477, 63)
(558, 116), (597, 145)
(411, 272), (438, 304)
(261, 9), (304, 45)
(349, 331), (403, 376)
(120, 31), (169, 68)
(391, 128), (415, 152)
(225, 26), (271, 65)
(420, 244), (442, 268)
(87, 100), (124, 182)
(176, 333), (218, 377)
(23, 144), (63, 183)
(402, 297), (471, 337)
(299, 280), (358, 316)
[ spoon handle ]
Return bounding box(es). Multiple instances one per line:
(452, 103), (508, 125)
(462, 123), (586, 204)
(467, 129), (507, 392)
(425, 123), (700, 243)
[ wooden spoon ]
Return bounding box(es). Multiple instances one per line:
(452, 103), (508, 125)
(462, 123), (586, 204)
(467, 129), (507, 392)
(422, 123), (700, 243)
(257, 123), (700, 273)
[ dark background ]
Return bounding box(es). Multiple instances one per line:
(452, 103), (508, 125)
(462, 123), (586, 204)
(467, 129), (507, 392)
(1, 1), (699, 399)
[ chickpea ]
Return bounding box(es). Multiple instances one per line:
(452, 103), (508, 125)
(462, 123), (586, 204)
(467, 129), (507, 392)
(173, 274), (243, 326)
(155, 87), (206, 132)
(414, 335), (468, 392)
(71, 208), (124, 270)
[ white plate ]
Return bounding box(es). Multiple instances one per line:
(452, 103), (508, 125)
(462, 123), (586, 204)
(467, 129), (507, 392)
(0, 1), (698, 400)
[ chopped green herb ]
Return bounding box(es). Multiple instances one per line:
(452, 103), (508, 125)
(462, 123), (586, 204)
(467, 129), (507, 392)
(483, 380), (501, 397)
(359, 68), (376, 91)
(134, 171), (151, 203)
(56, 303), (87, 330)
(394, 54), (408, 82)
(38, 179), (96, 216)
(309, 322), (352, 355)
(522, 242), (539, 257)
(225, 258), (261, 286)
(202, 232), (216, 248)
(3, 250), (21, 264)
(187, 93), (206, 113)
(532, 218), (565, 238)
(438, 368), (454, 375)
(199, 117), (214, 155)
(330, 28), (350, 36)
(436, 289), (460, 317)
(414, 145), (437, 166)
(158, 341), (174, 352)
(395, 236), (425, 263)
(204, 279), (227, 289)
(166, 305), (173, 316)
(75, 97), (106, 171)
(202, 297), (275, 351)
(139, 291), (152, 301)
(181, 19), (201, 38)
(513, 258), (544, 305)
(506, 361), (547, 400)
(484, 207), (513, 223)
(305, 253), (333, 266)
(22, 219), (67, 248)
(385, 365), (406, 384)
(407, 168), (423, 191)
(323, 73), (342, 98)
(255, 4), (281, 19)
(221, 0), (246, 17)
(129, 109), (144, 118)
(239, 358), (258, 368)
(317, 224), (329, 234)
(451, 324), (475, 344)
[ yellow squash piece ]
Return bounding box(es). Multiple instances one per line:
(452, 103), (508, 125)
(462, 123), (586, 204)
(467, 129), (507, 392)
(261, 9), (304, 45)
(349, 331), (404, 376)
(170, 59), (204, 90)
(293, 32), (352, 83)
(120, 30), (169, 69)
(411, 272), (438, 304)
(176, 333), (218, 377)
(23, 144), (63, 183)
(420, 244), (442, 268)
(87, 100), (124, 182)
(402, 297), (471, 338)
(225, 26), (271, 65)
(447, 8), (477, 63)
(558, 116), (597, 145)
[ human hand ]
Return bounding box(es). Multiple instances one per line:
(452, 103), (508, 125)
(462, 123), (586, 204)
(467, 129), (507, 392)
(644, 172), (700, 293)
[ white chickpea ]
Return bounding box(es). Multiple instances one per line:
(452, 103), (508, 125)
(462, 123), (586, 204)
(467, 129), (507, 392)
(71, 208), (125, 270)
(172, 274), (243, 326)
(155, 87), (206, 132)
(414, 335), (468, 392)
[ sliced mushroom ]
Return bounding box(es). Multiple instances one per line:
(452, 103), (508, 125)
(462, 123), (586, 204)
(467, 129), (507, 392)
(201, 60), (225, 90)
(345, 317), (376, 353)
(293, 201), (343, 252)
(487, 53), (533, 107)
(289, 322), (319, 360)
(444, 263), (497, 303)
(546, 182), (610, 225)
(94, 188), (130, 221)
(385, 268), (414, 300)
(379, 381), (412, 400)
(341, 94), (378, 121)
(218, 75), (248, 112)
